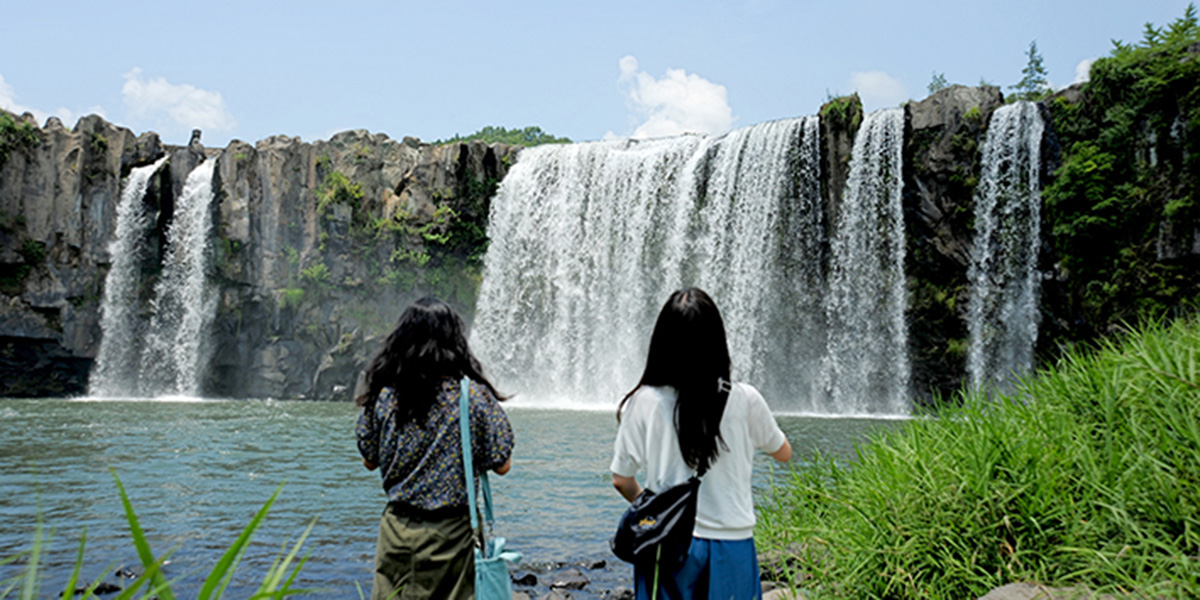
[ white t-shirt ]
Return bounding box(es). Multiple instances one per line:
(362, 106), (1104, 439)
(609, 382), (787, 540)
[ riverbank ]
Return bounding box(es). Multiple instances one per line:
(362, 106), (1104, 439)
(756, 316), (1200, 598)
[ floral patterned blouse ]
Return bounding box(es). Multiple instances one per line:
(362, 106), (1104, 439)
(356, 376), (514, 511)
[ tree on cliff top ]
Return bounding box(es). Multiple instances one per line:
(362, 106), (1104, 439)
(1009, 40), (1049, 101)
(435, 125), (571, 147)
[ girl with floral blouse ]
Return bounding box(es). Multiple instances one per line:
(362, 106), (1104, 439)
(356, 297), (513, 600)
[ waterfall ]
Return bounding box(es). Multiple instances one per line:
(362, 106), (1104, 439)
(89, 158), (218, 397)
(967, 101), (1044, 390)
(139, 159), (219, 396)
(90, 157), (169, 396)
(819, 108), (910, 414)
(474, 117), (840, 410)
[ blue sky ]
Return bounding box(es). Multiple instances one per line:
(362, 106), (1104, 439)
(1, 1), (1192, 148)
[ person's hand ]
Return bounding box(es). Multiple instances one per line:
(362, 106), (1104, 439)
(363, 458), (378, 471)
(493, 457), (512, 475)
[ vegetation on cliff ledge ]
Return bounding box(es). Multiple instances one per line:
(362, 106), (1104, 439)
(758, 315), (1200, 598)
(434, 125), (570, 146)
(1043, 4), (1200, 342)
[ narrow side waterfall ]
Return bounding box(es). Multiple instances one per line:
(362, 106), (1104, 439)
(89, 158), (218, 397)
(474, 117), (850, 411)
(819, 108), (910, 414)
(90, 157), (169, 396)
(967, 101), (1045, 390)
(139, 159), (219, 396)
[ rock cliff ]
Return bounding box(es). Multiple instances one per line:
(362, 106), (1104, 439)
(0, 110), (513, 398)
(2, 72), (1194, 400)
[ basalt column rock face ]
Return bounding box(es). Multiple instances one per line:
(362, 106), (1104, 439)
(206, 131), (516, 400)
(903, 85), (1006, 401)
(0, 111), (164, 396)
(1, 109), (514, 399)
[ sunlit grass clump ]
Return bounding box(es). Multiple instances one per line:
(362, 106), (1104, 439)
(758, 318), (1200, 598)
(1, 471), (314, 599)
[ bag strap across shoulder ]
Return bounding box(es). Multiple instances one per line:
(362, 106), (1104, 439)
(458, 377), (494, 548)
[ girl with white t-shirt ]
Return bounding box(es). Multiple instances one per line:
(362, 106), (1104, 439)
(611, 287), (792, 600)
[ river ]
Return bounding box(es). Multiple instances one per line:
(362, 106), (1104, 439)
(0, 397), (899, 598)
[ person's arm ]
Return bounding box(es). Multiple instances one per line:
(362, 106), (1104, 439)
(471, 382), (515, 475)
(769, 439), (792, 463)
(356, 400), (382, 471)
(612, 474), (642, 503)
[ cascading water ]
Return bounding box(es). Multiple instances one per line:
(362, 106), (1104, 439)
(473, 117), (838, 410)
(90, 156), (169, 396)
(967, 101), (1044, 390)
(139, 159), (219, 396)
(89, 158), (218, 397)
(819, 108), (910, 414)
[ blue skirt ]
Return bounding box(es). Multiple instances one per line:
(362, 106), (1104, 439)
(634, 537), (761, 600)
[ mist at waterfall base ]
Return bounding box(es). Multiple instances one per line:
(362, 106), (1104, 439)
(0, 398), (896, 598)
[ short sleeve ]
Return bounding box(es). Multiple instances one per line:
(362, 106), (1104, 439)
(469, 381), (514, 472)
(356, 400), (380, 465)
(744, 385), (787, 454)
(609, 396), (644, 477)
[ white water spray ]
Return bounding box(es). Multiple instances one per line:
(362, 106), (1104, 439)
(139, 159), (219, 396)
(474, 118), (847, 411)
(89, 158), (218, 397)
(819, 108), (910, 414)
(967, 101), (1045, 390)
(91, 156), (169, 396)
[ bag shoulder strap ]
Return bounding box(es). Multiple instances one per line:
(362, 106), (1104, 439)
(458, 377), (495, 531)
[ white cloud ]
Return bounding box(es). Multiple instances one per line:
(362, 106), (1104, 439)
(617, 55), (734, 139)
(0, 73), (88, 126)
(849, 71), (908, 112)
(1073, 58), (1095, 84)
(122, 67), (235, 136)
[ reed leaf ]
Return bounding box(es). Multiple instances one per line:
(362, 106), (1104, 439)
(197, 483), (283, 600)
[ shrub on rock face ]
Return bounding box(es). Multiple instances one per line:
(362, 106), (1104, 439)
(1042, 4), (1200, 343)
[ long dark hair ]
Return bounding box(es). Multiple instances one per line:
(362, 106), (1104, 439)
(618, 288), (731, 473)
(355, 297), (503, 423)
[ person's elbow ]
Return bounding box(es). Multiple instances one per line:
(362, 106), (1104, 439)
(612, 474), (641, 503)
(770, 439), (793, 463)
(493, 456), (512, 476)
(363, 458), (379, 471)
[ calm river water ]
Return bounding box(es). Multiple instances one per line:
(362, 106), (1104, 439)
(0, 398), (900, 598)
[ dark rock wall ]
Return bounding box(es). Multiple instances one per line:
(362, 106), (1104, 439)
(1, 110), (514, 398)
(902, 86), (1006, 401)
(2, 75), (1194, 400)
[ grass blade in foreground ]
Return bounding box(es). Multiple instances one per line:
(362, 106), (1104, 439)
(197, 483), (284, 600)
(110, 469), (176, 600)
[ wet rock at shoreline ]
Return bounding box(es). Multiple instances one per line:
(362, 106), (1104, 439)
(550, 567), (590, 590)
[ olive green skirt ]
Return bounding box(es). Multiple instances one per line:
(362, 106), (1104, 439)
(372, 503), (474, 600)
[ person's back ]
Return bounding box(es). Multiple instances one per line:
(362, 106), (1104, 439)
(614, 381), (785, 540)
(355, 297), (513, 600)
(610, 288), (791, 600)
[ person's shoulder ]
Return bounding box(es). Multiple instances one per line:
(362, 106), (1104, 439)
(620, 385), (671, 417)
(728, 381), (769, 411)
(730, 381), (764, 401)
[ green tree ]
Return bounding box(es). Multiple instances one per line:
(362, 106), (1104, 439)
(1010, 40), (1050, 101)
(927, 71), (949, 95)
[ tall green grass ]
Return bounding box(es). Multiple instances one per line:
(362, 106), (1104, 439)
(1, 470), (316, 599)
(758, 318), (1200, 598)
